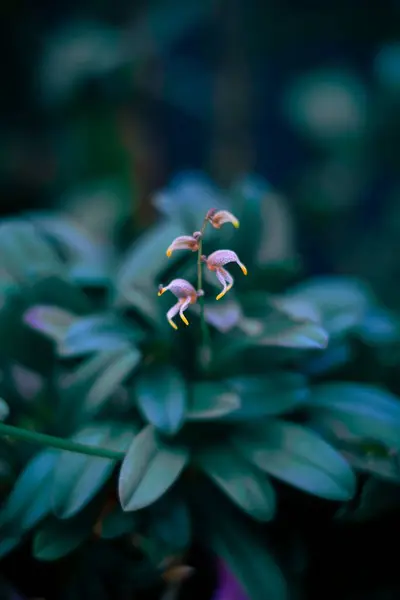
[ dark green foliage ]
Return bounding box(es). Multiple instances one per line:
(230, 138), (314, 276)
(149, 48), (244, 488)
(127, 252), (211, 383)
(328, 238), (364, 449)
(2, 178), (400, 599)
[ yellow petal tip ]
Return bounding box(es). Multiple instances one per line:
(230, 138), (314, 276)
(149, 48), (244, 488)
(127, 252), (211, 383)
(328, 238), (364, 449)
(168, 319), (178, 330)
(233, 220), (239, 228)
(241, 265), (248, 276)
(166, 249), (172, 257)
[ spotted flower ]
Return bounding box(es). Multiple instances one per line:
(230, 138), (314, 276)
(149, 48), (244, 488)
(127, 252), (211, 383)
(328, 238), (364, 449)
(166, 232), (202, 257)
(158, 278), (203, 330)
(202, 250), (247, 301)
(206, 208), (239, 229)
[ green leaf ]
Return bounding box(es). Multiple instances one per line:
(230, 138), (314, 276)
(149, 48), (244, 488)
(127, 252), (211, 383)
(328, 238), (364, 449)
(81, 346), (141, 416)
(0, 398), (9, 421)
(216, 317), (328, 369)
(113, 282), (162, 328)
(197, 445), (276, 521)
(28, 212), (113, 283)
(356, 307), (400, 346)
(213, 527), (287, 600)
(135, 366), (187, 435)
(57, 313), (140, 358)
(0, 276), (90, 373)
(269, 295), (321, 324)
(29, 275), (92, 314)
(337, 477), (400, 522)
(0, 219), (64, 282)
(224, 372), (308, 420)
(23, 306), (80, 343)
(33, 507), (95, 561)
(148, 492), (191, 550)
(204, 494), (287, 600)
(285, 277), (372, 336)
(307, 382), (400, 449)
(100, 506), (138, 539)
(256, 317), (329, 349)
(186, 382), (241, 421)
(58, 352), (121, 428)
(0, 449), (58, 532)
(233, 419), (356, 501)
(337, 443), (400, 482)
(118, 425), (189, 511)
(52, 423), (135, 519)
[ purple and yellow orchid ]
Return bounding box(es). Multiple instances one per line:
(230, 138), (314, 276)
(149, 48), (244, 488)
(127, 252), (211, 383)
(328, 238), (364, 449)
(206, 208), (240, 229)
(166, 232), (202, 257)
(158, 278), (204, 330)
(158, 208), (246, 328)
(202, 250), (247, 300)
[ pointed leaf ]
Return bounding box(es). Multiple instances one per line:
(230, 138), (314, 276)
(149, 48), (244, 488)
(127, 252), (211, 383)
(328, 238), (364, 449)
(58, 313), (140, 357)
(224, 372), (308, 420)
(307, 382), (400, 449)
(233, 419), (356, 501)
(0, 450), (58, 532)
(187, 383), (240, 421)
(337, 477), (400, 522)
(34, 522), (85, 561)
(33, 503), (97, 561)
(285, 277), (372, 336)
(83, 346), (141, 416)
(0, 220), (64, 281)
(23, 306), (79, 342)
(257, 318), (329, 349)
(100, 506), (138, 539)
(216, 318), (328, 369)
(52, 423), (134, 519)
(206, 499), (287, 600)
(148, 492), (191, 550)
(197, 445), (276, 521)
(135, 366), (187, 435)
(119, 425), (189, 511)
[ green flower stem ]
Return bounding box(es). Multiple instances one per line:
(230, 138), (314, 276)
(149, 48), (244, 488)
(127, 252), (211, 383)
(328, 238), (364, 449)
(0, 423), (124, 460)
(197, 218), (212, 359)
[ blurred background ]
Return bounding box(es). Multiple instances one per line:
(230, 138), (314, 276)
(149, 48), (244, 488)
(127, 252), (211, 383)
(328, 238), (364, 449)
(1, 0), (400, 302)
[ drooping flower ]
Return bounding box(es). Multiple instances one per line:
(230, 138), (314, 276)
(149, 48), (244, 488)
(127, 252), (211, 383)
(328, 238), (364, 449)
(206, 208), (240, 229)
(158, 278), (204, 329)
(166, 232), (202, 257)
(202, 250), (247, 301)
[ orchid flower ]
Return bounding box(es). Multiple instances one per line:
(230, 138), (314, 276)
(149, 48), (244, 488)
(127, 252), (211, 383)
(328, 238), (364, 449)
(166, 232), (202, 257)
(206, 209), (240, 229)
(202, 250), (247, 301)
(158, 278), (204, 329)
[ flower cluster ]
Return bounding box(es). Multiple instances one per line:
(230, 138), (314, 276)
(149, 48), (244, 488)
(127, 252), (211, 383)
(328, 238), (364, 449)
(158, 209), (247, 329)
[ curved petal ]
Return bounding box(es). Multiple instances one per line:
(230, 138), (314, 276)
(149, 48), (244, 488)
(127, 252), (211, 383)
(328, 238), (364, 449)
(209, 210), (240, 229)
(207, 250), (247, 275)
(166, 236), (199, 257)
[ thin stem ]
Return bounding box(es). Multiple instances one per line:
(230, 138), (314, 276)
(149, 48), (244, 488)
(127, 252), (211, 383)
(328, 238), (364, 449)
(0, 423), (125, 460)
(197, 218), (212, 359)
